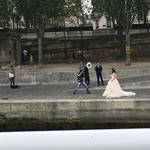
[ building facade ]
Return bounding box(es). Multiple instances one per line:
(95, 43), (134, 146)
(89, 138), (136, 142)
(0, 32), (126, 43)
(0, 30), (21, 66)
(93, 10), (150, 30)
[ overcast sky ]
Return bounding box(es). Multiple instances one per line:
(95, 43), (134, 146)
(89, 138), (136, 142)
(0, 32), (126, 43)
(82, 0), (93, 15)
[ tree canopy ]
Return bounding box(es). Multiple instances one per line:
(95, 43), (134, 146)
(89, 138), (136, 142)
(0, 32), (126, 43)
(92, 0), (149, 65)
(14, 0), (65, 30)
(0, 0), (9, 28)
(92, 0), (149, 30)
(14, 0), (66, 64)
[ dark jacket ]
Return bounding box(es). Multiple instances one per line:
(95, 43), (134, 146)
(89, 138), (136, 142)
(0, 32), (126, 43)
(95, 65), (102, 75)
(84, 66), (89, 78)
(77, 69), (84, 82)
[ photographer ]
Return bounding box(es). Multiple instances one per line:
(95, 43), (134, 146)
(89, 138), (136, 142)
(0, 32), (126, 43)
(73, 67), (90, 94)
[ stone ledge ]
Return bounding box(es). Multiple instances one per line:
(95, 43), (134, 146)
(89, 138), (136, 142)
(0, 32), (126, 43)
(0, 68), (150, 85)
(0, 99), (150, 131)
(0, 99), (149, 119)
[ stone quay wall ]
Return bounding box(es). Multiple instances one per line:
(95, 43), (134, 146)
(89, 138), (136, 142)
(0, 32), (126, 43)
(0, 99), (150, 130)
(21, 30), (150, 63)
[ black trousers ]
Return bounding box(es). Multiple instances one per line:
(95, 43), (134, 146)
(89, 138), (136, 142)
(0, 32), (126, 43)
(96, 73), (104, 86)
(10, 77), (15, 87)
(85, 76), (90, 86)
(74, 81), (90, 94)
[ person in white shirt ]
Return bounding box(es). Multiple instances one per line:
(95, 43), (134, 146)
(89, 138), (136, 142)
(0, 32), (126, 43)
(9, 66), (15, 88)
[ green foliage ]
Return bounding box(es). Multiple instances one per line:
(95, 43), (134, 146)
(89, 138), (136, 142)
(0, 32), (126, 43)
(13, 0), (33, 27)
(92, 0), (149, 30)
(14, 0), (66, 31)
(13, 0), (66, 64)
(92, 0), (149, 64)
(0, 0), (9, 28)
(65, 0), (84, 25)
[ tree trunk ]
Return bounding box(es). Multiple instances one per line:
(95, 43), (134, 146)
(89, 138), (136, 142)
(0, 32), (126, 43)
(144, 9), (147, 25)
(125, 30), (131, 66)
(80, 30), (84, 54)
(117, 26), (125, 59)
(37, 28), (44, 66)
(63, 31), (68, 59)
(38, 37), (42, 65)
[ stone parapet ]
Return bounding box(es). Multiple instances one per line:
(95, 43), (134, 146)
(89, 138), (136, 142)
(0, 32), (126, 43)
(0, 99), (150, 123)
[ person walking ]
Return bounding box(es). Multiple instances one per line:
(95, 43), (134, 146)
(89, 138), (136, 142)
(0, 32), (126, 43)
(9, 66), (15, 88)
(73, 67), (90, 94)
(95, 63), (104, 86)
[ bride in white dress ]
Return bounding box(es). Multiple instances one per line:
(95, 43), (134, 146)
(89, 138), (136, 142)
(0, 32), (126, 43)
(103, 68), (136, 98)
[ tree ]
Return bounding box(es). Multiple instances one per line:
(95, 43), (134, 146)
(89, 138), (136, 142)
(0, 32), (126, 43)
(122, 0), (149, 65)
(136, 0), (149, 25)
(7, 0), (22, 29)
(63, 0), (87, 58)
(0, 0), (9, 28)
(92, 0), (149, 65)
(92, 0), (126, 59)
(14, 0), (65, 65)
(65, 0), (85, 26)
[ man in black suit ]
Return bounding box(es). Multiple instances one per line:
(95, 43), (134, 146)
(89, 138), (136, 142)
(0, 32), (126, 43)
(95, 63), (104, 86)
(84, 65), (90, 86)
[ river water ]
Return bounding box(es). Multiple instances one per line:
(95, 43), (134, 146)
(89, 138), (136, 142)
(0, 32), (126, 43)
(0, 119), (150, 131)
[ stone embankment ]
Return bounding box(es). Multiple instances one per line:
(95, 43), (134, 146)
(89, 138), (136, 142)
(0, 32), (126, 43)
(0, 99), (150, 131)
(0, 63), (150, 131)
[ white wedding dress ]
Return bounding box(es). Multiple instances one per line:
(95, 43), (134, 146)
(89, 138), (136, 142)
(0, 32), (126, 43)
(103, 73), (136, 98)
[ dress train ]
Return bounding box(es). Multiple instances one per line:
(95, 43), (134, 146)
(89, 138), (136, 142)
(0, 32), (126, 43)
(103, 76), (135, 98)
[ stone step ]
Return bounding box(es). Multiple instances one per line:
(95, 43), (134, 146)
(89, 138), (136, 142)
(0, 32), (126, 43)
(0, 68), (150, 85)
(121, 81), (150, 88)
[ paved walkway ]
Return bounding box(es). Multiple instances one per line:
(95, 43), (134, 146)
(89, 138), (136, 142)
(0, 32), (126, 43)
(1, 61), (150, 101)
(0, 82), (150, 101)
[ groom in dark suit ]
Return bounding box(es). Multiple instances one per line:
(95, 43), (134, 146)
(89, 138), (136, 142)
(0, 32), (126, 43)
(95, 63), (104, 86)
